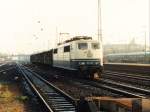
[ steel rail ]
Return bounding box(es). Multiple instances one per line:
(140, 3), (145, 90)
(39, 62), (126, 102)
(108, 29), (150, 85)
(17, 64), (76, 112)
(23, 65), (148, 98)
(23, 65), (76, 105)
(104, 70), (150, 81)
(78, 79), (147, 98)
(0, 67), (16, 73)
(100, 79), (150, 97)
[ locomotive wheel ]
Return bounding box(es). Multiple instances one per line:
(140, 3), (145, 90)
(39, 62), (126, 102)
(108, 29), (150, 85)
(91, 69), (101, 80)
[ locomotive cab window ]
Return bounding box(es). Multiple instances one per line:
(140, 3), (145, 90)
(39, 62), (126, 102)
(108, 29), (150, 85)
(53, 49), (57, 54)
(78, 43), (88, 50)
(64, 45), (70, 52)
(92, 43), (100, 49)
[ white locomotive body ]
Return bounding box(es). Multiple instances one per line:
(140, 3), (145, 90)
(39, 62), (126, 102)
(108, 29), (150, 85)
(53, 36), (103, 78)
(31, 36), (103, 79)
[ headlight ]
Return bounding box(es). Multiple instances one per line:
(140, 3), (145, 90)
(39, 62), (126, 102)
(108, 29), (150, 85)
(95, 62), (100, 65)
(79, 62), (85, 65)
(87, 62), (93, 64)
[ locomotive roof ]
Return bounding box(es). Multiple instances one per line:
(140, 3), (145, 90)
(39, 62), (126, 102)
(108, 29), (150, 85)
(31, 36), (99, 56)
(57, 36), (92, 46)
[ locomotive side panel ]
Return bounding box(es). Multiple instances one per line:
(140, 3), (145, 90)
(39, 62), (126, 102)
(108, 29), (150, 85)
(53, 44), (73, 69)
(63, 45), (71, 68)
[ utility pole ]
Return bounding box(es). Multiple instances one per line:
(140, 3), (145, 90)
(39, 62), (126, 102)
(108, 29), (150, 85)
(98, 0), (102, 42)
(98, 0), (103, 65)
(55, 27), (58, 46)
(59, 32), (70, 43)
(144, 31), (147, 63)
(149, 0), (150, 63)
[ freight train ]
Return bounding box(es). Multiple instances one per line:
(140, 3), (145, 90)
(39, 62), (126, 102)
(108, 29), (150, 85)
(30, 36), (103, 79)
(106, 52), (150, 64)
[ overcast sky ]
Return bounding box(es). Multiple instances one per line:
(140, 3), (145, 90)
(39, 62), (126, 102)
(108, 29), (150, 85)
(0, 0), (149, 54)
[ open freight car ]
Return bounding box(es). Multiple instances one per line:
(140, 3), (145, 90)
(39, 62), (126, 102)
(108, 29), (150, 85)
(30, 50), (53, 66)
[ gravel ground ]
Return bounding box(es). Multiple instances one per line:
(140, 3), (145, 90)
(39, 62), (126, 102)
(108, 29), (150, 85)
(0, 83), (26, 112)
(102, 72), (150, 90)
(0, 63), (44, 112)
(26, 64), (121, 99)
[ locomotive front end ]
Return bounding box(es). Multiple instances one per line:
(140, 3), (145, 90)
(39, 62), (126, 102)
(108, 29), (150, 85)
(71, 40), (103, 79)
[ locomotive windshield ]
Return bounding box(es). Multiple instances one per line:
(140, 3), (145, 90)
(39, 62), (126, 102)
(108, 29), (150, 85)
(92, 43), (100, 49)
(78, 43), (88, 50)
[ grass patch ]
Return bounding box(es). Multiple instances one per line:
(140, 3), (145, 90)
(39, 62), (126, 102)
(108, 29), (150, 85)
(15, 95), (29, 102)
(0, 83), (26, 111)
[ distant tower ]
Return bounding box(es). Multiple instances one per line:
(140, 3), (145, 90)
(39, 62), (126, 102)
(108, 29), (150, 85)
(129, 38), (136, 45)
(98, 0), (102, 42)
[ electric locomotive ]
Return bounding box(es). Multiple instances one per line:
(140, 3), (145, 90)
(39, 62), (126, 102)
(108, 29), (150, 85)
(31, 36), (103, 79)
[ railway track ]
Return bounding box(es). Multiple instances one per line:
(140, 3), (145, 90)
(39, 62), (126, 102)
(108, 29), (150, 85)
(0, 67), (16, 73)
(17, 64), (76, 112)
(104, 70), (150, 81)
(99, 79), (150, 97)
(103, 70), (150, 86)
(104, 63), (150, 74)
(73, 78), (149, 98)
(24, 65), (120, 98)
(25, 65), (150, 98)
(48, 74), (150, 98)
